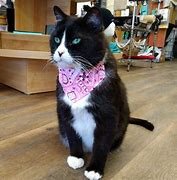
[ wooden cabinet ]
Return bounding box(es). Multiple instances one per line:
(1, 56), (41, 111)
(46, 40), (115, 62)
(0, 0), (72, 94)
(15, 0), (71, 33)
(0, 32), (57, 94)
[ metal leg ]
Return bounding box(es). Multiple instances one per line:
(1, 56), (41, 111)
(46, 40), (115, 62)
(127, 1), (137, 71)
(152, 30), (158, 66)
(127, 61), (131, 72)
(150, 59), (153, 68)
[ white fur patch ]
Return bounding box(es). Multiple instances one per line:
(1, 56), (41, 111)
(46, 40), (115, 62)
(63, 94), (96, 152)
(72, 107), (96, 152)
(67, 156), (84, 169)
(84, 170), (102, 180)
(53, 31), (74, 68)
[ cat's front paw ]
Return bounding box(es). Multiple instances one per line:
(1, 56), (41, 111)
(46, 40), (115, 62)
(84, 170), (102, 180)
(67, 156), (84, 169)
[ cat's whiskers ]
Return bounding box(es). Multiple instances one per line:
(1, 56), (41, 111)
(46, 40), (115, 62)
(74, 62), (86, 71)
(73, 56), (93, 65)
(45, 54), (97, 72)
(75, 59), (93, 68)
(42, 59), (54, 71)
(73, 56), (95, 69)
(49, 55), (55, 63)
(74, 59), (90, 72)
(74, 60), (94, 72)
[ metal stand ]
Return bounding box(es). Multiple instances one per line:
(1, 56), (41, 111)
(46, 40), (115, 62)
(152, 31), (157, 67)
(127, 1), (137, 71)
(115, 0), (160, 71)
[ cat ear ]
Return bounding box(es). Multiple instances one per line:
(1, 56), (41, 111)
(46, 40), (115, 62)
(83, 7), (103, 32)
(53, 6), (67, 22)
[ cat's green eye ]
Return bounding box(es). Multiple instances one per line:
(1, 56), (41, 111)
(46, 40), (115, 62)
(54, 37), (60, 44)
(72, 38), (81, 45)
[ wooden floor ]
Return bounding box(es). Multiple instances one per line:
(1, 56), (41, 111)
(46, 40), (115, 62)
(1, 61), (177, 180)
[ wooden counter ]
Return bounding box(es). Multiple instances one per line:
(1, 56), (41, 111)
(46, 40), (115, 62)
(0, 32), (57, 94)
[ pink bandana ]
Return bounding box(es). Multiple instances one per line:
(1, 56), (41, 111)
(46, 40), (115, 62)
(58, 62), (105, 103)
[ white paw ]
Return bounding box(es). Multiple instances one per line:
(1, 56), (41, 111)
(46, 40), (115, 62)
(67, 156), (84, 169)
(84, 170), (102, 180)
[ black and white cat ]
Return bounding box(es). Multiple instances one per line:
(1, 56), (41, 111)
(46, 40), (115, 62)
(50, 6), (154, 180)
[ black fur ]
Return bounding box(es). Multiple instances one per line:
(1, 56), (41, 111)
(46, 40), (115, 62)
(129, 117), (154, 131)
(50, 6), (154, 178)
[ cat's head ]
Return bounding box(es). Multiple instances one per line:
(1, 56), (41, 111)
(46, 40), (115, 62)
(50, 6), (107, 69)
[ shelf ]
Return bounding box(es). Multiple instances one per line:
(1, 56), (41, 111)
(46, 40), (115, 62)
(0, 34), (55, 94)
(0, 49), (50, 60)
(0, 32), (50, 51)
(116, 26), (151, 33)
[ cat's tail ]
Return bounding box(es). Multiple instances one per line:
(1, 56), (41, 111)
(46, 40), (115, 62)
(129, 117), (154, 131)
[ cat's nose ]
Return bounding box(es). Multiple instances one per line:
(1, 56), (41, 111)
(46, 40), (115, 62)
(58, 51), (64, 57)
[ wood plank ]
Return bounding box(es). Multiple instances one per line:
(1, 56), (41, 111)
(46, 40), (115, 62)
(0, 57), (57, 94)
(0, 49), (50, 60)
(15, 0), (47, 33)
(0, 32), (50, 51)
(27, 60), (57, 94)
(0, 61), (177, 179)
(0, 59), (27, 93)
(111, 123), (177, 180)
(0, 84), (57, 141)
(0, 122), (87, 180)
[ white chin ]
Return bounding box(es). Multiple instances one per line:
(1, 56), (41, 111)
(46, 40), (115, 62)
(57, 61), (77, 69)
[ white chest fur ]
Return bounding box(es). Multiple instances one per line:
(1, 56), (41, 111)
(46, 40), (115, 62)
(63, 94), (96, 152)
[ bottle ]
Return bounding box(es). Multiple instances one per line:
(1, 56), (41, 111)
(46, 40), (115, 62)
(140, 0), (148, 15)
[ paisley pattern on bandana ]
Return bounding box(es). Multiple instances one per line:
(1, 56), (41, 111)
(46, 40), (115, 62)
(59, 62), (105, 103)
